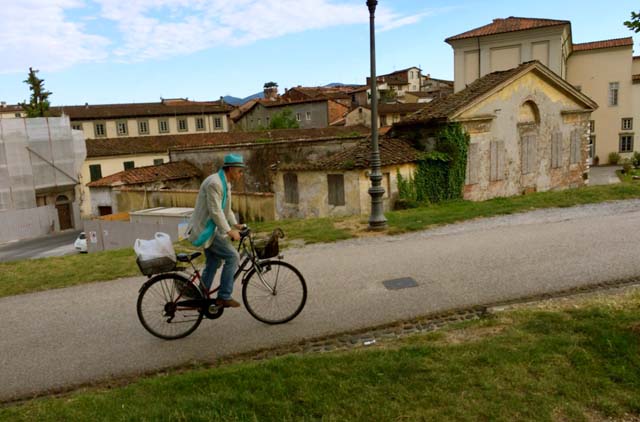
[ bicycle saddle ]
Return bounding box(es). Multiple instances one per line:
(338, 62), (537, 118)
(176, 252), (202, 262)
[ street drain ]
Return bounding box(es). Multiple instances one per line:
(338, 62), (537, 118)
(382, 277), (418, 290)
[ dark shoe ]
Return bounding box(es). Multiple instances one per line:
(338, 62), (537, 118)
(216, 298), (241, 308)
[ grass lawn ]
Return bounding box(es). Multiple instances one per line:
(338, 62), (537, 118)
(1, 180), (638, 298)
(2, 290), (639, 421)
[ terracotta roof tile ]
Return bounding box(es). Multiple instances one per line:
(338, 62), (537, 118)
(446, 17), (569, 42)
(86, 125), (371, 158)
(362, 103), (429, 114)
(279, 138), (421, 171)
(397, 63), (532, 125)
(572, 37), (633, 52)
(87, 160), (202, 187)
(51, 99), (233, 120)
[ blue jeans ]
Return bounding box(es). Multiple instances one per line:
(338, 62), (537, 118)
(201, 232), (240, 300)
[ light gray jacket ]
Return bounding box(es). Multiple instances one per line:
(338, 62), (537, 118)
(186, 170), (237, 248)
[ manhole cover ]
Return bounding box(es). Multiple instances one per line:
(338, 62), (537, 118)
(382, 277), (418, 290)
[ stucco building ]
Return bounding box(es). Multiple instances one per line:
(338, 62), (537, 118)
(445, 16), (634, 164)
(393, 61), (597, 201)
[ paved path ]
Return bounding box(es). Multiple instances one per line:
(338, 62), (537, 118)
(0, 230), (81, 263)
(2, 200), (640, 402)
(589, 165), (621, 186)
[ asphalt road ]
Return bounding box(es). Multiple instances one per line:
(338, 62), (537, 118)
(0, 230), (82, 263)
(2, 201), (640, 402)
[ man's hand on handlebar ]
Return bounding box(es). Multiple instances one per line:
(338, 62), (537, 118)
(228, 224), (248, 241)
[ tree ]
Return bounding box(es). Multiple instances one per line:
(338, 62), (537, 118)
(20, 67), (52, 117)
(624, 11), (640, 33)
(268, 108), (299, 129)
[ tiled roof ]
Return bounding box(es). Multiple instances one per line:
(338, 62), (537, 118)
(377, 103), (429, 114)
(445, 17), (569, 42)
(397, 63), (530, 125)
(282, 86), (357, 100)
(231, 96), (343, 121)
(572, 37), (633, 52)
(278, 138), (421, 171)
(86, 125), (371, 157)
(51, 99), (233, 120)
(0, 104), (23, 113)
(87, 160), (201, 187)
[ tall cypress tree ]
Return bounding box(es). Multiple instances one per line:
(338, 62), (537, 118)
(20, 67), (52, 117)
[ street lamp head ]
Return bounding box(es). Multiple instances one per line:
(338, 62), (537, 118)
(366, 0), (377, 13)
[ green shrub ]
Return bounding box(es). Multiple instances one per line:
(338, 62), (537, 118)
(622, 158), (633, 174)
(608, 152), (621, 165)
(632, 152), (640, 168)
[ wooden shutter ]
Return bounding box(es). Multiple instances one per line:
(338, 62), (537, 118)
(490, 140), (505, 181)
(89, 164), (102, 182)
(466, 143), (479, 185)
(570, 130), (581, 164)
(551, 132), (562, 169)
(521, 135), (537, 174)
(283, 173), (299, 204)
(327, 174), (345, 206)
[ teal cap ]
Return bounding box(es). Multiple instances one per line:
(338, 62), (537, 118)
(223, 153), (245, 168)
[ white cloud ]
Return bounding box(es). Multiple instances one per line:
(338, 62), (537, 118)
(0, 0), (435, 72)
(0, 0), (110, 73)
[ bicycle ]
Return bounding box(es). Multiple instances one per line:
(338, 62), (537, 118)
(136, 227), (307, 340)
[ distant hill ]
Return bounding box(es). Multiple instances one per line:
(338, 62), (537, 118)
(223, 92), (263, 106)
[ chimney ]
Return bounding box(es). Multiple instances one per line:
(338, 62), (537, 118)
(0, 101), (6, 108)
(84, 102), (89, 109)
(263, 82), (278, 100)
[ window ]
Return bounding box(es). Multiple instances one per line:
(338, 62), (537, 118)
(620, 134), (634, 153)
(306, 111), (312, 121)
(257, 118), (262, 126)
(589, 120), (595, 133)
(521, 134), (537, 174)
(138, 120), (149, 135)
(465, 143), (479, 185)
(490, 140), (505, 180)
(116, 120), (128, 136)
(154, 158), (164, 166)
(622, 118), (633, 131)
(89, 164), (102, 181)
(14, 112), (21, 117)
(296, 112), (302, 122)
(588, 135), (596, 159)
(196, 117), (205, 131)
(71, 123), (82, 131)
(327, 174), (345, 206)
(609, 82), (619, 106)
(570, 131), (581, 164)
(214, 117), (222, 129)
(123, 161), (135, 170)
(283, 173), (299, 204)
(177, 118), (188, 132)
(158, 119), (169, 133)
(551, 132), (562, 169)
(94, 122), (106, 138)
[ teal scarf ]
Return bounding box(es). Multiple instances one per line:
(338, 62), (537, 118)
(192, 169), (228, 247)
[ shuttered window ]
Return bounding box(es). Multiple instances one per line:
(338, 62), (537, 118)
(89, 164), (102, 182)
(465, 143), (479, 185)
(327, 174), (345, 206)
(570, 130), (582, 164)
(490, 140), (505, 181)
(521, 134), (537, 174)
(551, 132), (562, 169)
(283, 173), (299, 204)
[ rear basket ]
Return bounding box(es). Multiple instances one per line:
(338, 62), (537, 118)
(136, 256), (176, 276)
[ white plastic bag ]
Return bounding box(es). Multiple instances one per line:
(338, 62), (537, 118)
(134, 232), (176, 262)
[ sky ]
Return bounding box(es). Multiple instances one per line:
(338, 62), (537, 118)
(0, 0), (638, 106)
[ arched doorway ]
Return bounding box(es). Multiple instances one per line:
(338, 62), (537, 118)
(518, 100), (540, 180)
(55, 195), (73, 230)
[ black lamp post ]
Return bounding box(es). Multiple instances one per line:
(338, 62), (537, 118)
(366, 0), (387, 230)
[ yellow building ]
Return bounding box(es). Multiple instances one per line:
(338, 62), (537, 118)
(52, 98), (234, 140)
(0, 103), (25, 119)
(446, 17), (634, 164)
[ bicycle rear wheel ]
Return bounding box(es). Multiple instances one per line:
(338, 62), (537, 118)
(242, 260), (307, 324)
(137, 273), (204, 340)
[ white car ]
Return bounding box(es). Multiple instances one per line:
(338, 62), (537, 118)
(74, 232), (87, 253)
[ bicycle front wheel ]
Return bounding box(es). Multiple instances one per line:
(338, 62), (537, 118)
(137, 273), (204, 340)
(242, 260), (307, 324)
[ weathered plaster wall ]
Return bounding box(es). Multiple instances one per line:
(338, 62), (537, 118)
(459, 71), (590, 201)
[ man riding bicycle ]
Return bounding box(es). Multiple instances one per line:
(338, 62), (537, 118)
(186, 153), (246, 308)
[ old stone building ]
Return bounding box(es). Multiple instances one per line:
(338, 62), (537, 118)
(393, 61), (597, 201)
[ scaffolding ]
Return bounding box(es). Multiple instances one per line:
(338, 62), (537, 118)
(0, 116), (86, 211)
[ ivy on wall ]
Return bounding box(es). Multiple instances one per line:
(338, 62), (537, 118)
(397, 123), (469, 206)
